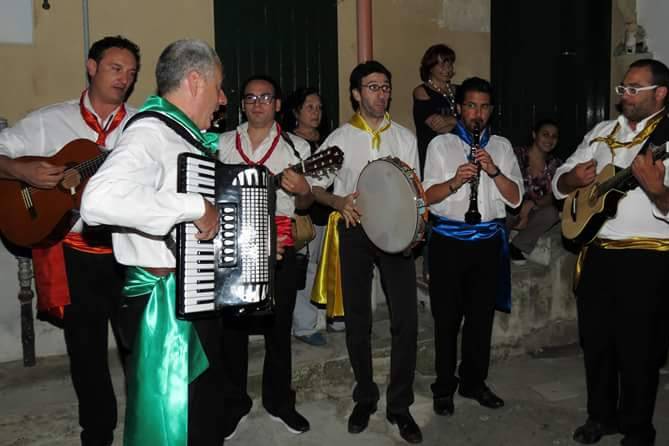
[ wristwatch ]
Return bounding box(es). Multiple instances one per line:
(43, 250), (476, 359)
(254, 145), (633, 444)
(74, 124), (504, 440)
(489, 167), (501, 178)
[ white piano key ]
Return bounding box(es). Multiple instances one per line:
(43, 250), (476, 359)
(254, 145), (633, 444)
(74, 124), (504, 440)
(184, 302), (216, 313)
(184, 290), (214, 299)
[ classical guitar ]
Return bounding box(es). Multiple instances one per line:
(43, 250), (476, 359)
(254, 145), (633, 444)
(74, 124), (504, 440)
(0, 139), (109, 247)
(561, 142), (669, 246)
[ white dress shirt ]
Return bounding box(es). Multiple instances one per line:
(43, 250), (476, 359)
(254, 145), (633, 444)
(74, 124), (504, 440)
(81, 117), (207, 267)
(217, 122), (312, 216)
(0, 94), (135, 232)
(423, 133), (524, 222)
(319, 119), (420, 197)
(552, 111), (669, 239)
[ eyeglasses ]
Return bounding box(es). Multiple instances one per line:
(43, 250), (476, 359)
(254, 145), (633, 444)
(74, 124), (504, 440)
(614, 84), (658, 96)
(243, 93), (275, 104)
(361, 83), (392, 93)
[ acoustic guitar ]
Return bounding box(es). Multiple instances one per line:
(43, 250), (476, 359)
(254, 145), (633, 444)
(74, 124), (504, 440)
(561, 142), (669, 246)
(0, 139), (108, 247)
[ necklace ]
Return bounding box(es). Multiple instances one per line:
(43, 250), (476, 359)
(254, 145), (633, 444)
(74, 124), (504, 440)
(427, 78), (456, 112)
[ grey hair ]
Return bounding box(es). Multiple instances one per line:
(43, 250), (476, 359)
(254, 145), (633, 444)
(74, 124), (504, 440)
(155, 39), (221, 96)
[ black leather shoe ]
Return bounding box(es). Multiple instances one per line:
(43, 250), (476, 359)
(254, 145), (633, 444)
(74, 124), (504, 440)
(268, 408), (310, 434)
(348, 402), (377, 434)
(387, 411), (423, 444)
(433, 395), (454, 416)
(620, 432), (655, 446)
(458, 385), (504, 409)
(572, 419), (618, 444)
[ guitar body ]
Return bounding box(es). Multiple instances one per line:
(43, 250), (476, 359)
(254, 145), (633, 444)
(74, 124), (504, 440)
(0, 139), (102, 247)
(561, 163), (626, 246)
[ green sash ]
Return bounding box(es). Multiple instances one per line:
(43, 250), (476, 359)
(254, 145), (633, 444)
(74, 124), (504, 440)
(123, 267), (208, 446)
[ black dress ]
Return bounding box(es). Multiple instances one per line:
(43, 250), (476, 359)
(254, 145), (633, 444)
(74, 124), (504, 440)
(412, 84), (457, 177)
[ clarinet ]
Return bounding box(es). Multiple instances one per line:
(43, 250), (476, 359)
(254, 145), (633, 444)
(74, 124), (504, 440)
(464, 124), (482, 225)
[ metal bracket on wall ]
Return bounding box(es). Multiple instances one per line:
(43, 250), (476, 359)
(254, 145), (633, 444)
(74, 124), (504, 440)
(42, 0), (51, 10)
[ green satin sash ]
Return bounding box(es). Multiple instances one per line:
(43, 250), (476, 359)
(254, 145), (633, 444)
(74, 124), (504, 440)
(122, 267), (208, 446)
(139, 95), (220, 155)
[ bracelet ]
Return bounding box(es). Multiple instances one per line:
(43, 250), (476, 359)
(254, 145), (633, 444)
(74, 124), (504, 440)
(489, 168), (501, 178)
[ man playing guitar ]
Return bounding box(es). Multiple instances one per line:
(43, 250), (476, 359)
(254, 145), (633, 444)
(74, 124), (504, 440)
(553, 59), (669, 446)
(0, 36), (139, 446)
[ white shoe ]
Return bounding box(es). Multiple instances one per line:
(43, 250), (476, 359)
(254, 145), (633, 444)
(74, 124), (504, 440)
(527, 244), (551, 266)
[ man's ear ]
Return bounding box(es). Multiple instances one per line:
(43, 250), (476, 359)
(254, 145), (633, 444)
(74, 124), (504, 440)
(456, 103), (462, 116)
(86, 59), (97, 80)
(275, 98), (282, 114)
(185, 70), (201, 97)
(352, 88), (361, 104)
(655, 85), (668, 105)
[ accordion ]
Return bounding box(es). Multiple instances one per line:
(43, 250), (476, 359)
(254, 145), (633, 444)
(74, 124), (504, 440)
(175, 152), (276, 320)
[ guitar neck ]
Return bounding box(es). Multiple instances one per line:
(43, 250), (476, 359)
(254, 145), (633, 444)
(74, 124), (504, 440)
(70, 151), (110, 180)
(598, 147), (669, 194)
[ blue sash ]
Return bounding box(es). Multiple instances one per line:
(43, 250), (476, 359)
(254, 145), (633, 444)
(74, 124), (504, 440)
(432, 215), (511, 313)
(454, 120), (491, 154)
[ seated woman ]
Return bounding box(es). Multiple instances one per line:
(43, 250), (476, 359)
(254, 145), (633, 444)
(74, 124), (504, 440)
(413, 43), (459, 177)
(509, 119), (562, 265)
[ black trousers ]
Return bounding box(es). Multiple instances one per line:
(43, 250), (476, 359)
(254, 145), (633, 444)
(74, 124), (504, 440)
(576, 245), (669, 441)
(221, 248), (298, 424)
(428, 232), (501, 398)
(62, 246), (125, 446)
(338, 224), (418, 414)
(120, 292), (226, 445)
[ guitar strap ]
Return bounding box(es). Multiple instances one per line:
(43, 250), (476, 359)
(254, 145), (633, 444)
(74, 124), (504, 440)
(639, 112), (669, 155)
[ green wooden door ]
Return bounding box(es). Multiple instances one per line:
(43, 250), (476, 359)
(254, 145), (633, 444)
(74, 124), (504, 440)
(214, 0), (339, 132)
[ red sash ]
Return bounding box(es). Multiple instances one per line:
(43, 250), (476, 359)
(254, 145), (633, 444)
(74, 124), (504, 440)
(33, 234), (113, 321)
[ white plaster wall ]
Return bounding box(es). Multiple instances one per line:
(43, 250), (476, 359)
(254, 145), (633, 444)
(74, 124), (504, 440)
(637, 0), (669, 65)
(0, 245), (67, 363)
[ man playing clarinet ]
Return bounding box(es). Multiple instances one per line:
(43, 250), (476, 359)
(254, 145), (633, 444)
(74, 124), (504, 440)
(422, 76), (523, 418)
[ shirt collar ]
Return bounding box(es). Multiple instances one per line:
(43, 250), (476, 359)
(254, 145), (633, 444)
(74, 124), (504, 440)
(617, 107), (666, 136)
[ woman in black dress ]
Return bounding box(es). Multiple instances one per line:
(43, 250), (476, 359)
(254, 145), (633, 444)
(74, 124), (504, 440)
(413, 44), (459, 177)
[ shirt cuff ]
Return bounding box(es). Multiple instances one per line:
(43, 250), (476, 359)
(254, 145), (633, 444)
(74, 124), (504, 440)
(183, 193), (207, 221)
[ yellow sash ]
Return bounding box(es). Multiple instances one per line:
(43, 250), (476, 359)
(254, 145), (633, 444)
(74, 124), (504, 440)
(574, 237), (669, 289)
(349, 112), (391, 149)
(310, 212), (345, 320)
(589, 112), (663, 151)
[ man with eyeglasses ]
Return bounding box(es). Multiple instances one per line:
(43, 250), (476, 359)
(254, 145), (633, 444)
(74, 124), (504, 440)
(552, 59), (669, 446)
(311, 60), (423, 444)
(216, 74), (314, 439)
(422, 77), (522, 422)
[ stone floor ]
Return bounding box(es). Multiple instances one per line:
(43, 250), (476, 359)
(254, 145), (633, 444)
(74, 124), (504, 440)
(1, 301), (668, 446)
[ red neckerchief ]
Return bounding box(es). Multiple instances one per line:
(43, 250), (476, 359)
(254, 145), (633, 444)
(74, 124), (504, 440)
(79, 90), (127, 147)
(235, 123), (282, 170)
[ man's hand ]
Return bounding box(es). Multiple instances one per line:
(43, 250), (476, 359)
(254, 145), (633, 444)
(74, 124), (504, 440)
(571, 160), (598, 187)
(453, 161), (479, 188)
(193, 198), (220, 240)
(473, 148), (499, 177)
(334, 192), (361, 228)
(557, 160), (597, 195)
(15, 160), (65, 189)
(281, 168), (311, 196)
(632, 149), (668, 198)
